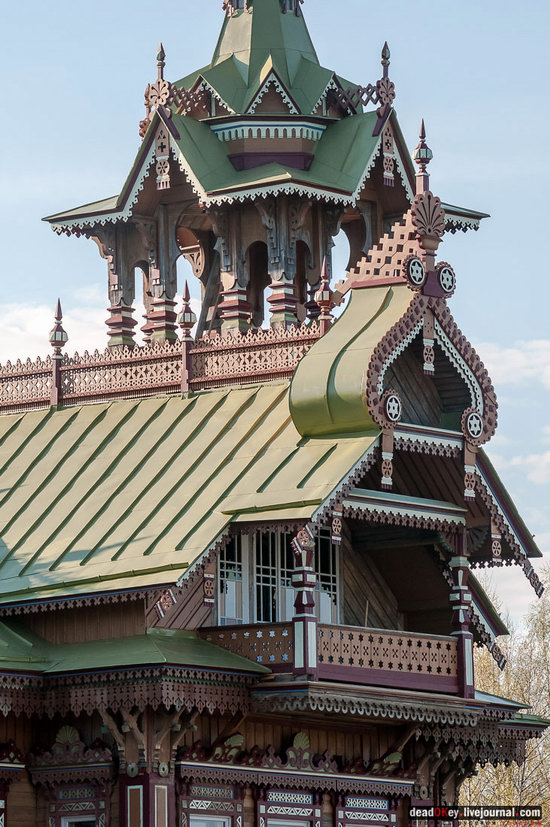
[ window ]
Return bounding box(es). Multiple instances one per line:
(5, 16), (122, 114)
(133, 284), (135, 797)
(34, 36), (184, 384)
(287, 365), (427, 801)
(219, 536), (248, 624)
(191, 818), (231, 827)
(218, 530), (340, 625)
(61, 819), (96, 827)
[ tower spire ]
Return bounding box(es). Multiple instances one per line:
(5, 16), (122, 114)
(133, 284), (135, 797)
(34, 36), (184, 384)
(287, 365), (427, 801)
(413, 118), (434, 194)
(157, 43), (166, 81)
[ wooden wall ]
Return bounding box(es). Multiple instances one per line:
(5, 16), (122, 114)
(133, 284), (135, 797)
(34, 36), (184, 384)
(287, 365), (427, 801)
(341, 531), (403, 631)
(146, 564), (214, 631)
(25, 600), (146, 644)
(183, 711), (400, 770)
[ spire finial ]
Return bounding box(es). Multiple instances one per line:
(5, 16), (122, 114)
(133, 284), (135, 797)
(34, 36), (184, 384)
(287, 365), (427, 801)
(314, 258), (334, 336)
(49, 299), (69, 353)
(157, 43), (166, 81)
(381, 42), (391, 78)
(177, 282), (197, 334)
(413, 118), (434, 193)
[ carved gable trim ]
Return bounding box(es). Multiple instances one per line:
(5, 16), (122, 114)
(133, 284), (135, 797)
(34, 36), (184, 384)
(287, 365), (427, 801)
(364, 294), (498, 445)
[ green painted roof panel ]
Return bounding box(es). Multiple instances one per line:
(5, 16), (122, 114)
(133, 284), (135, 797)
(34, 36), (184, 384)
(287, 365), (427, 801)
(0, 384), (379, 604)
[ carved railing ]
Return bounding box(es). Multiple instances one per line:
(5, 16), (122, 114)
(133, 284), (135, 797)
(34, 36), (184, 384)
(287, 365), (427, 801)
(202, 622), (460, 694)
(0, 324), (320, 414)
(317, 624), (459, 693)
(190, 323), (320, 389)
(200, 623), (294, 671)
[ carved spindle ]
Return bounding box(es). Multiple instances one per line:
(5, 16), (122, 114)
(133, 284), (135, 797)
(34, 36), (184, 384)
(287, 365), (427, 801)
(106, 300), (137, 350)
(291, 526), (318, 679)
(314, 258), (334, 336)
(178, 283), (197, 393)
(150, 289), (178, 343)
(414, 119), (433, 196)
(49, 299), (68, 407)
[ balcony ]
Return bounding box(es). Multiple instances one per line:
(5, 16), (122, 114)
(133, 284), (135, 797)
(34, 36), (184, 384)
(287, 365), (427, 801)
(200, 622), (459, 695)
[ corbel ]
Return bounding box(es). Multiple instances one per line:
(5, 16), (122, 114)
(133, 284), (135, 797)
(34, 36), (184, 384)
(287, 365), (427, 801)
(423, 307), (435, 376)
(100, 710), (128, 772)
(331, 503), (343, 545)
(490, 517), (502, 563)
(121, 710), (147, 770)
(91, 227), (120, 295)
(464, 442), (478, 501)
(210, 711), (246, 751)
(169, 710), (200, 765)
(381, 428), (395, 491)
(154, 709), (199, 771)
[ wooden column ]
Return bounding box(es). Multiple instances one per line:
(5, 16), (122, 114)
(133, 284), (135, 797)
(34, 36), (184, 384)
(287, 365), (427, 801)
(449, 531), (475, 699)
(291, 526), (318, 679)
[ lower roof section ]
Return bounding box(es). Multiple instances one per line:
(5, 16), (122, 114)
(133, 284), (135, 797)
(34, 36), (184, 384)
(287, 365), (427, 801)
(0, 383), (378, 606)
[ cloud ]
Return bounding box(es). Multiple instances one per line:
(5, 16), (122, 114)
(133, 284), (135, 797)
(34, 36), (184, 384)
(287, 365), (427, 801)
(476, 340), (550, 389)
(495, 450), (550, 487)
(0, 292), (201, 365)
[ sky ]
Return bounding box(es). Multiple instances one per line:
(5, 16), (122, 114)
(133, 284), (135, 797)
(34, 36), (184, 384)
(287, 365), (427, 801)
(0, 0), (549, 624)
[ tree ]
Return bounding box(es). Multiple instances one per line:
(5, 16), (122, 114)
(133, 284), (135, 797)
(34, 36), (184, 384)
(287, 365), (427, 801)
(460, 565), (550, 822)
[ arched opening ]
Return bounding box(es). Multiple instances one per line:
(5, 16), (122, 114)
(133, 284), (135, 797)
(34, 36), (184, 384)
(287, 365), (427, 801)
(295, 240), (312, 323)
(331, 228), (351, 282)
(246, 241), (270, 328)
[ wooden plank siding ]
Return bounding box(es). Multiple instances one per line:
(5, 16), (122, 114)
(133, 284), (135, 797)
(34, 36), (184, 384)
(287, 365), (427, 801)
(25, 601), (146, 644)
(341, 527), (404, 630)
(146, 561), (215, 630)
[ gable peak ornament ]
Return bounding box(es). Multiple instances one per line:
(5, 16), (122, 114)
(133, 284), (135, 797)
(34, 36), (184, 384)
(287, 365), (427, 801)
(140, 43), (173, 138)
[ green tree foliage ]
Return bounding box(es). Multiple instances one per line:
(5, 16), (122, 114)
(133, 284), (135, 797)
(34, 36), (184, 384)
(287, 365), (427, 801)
(460, 566), (550, 822)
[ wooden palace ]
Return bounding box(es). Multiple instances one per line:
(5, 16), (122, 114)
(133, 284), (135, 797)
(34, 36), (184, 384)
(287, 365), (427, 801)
(0, 1), (547, 825)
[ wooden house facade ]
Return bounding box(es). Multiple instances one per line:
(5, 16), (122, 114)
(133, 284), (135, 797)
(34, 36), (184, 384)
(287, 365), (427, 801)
(0, 1), (546, 825)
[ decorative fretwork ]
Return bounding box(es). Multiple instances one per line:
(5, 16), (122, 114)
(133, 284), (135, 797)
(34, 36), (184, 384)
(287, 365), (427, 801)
(200, 623), (293, 668)
(317, 626), (458, 683)
(335, 43), (395, 118)
(0, 324), (320, 414)
(190, 323), (320, 390)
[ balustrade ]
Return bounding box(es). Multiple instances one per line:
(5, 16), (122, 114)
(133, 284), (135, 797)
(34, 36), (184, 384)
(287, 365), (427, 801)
(201, 622), (460, 694)
(200, 623), (294, 671)
(0, 324), (320, 414)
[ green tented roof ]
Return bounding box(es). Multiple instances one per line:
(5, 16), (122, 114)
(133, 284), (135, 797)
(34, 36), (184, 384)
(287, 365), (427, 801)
(0, 383), (379, 605)
(0, 623), (268, 675)
(176, 0), (340, 117)
(45, 110), (382, 226)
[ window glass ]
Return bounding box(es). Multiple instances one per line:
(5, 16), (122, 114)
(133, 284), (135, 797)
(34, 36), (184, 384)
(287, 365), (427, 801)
(219, 537), (244, 624)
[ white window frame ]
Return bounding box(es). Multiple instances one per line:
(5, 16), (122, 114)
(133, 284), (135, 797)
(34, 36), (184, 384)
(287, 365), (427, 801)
(216, 530), (340, 626)
(61, 817), (97, 827)
(190, 816), (232, 827)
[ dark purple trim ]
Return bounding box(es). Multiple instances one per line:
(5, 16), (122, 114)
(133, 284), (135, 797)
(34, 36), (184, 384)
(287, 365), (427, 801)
(318, 664), (459, 695)
(229, 152), (314, 171)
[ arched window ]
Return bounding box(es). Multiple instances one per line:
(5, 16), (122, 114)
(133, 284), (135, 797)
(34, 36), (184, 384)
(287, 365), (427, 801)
(246, 241), (270, 328)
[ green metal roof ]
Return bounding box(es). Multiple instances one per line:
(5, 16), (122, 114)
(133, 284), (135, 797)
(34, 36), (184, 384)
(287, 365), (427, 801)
(177, 0), (340, 116)
(0, 623), (268, 675)
(0, 384), (379, 605)
(291, 283), (413, 437)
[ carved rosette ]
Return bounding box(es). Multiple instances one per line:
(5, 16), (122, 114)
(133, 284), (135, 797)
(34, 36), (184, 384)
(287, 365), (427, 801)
(382, 126), (396, 187)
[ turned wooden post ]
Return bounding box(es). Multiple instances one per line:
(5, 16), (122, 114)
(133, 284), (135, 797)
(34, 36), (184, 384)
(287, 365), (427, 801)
(291, 526), (318, 679)
(449, 530), (475, 699)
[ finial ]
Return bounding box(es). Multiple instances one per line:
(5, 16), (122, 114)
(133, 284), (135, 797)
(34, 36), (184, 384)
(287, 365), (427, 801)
(157, 43), (166, 81)
(177, 282), (197, 334)
(314, 258), (334, 336)
(381, 42), (391, 78)
(49, 299), (69, 353)
(414, 119), (434, 194)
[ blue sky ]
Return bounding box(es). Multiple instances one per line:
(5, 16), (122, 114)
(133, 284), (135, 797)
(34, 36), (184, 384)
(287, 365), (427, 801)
(1, 0), (549, 622)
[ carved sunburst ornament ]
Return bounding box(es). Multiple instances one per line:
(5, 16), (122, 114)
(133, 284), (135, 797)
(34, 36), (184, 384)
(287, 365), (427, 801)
(376, 77), (396, 106)
(148, 78), (172, 110)
(411, 191), (446, 243)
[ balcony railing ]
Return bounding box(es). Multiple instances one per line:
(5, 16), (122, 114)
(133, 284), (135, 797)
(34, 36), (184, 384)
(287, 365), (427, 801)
(200, 623), (294, 672)
(201, 622), (459, 694)
(0, 324), (321, 414)
(317, 623), (459, 694)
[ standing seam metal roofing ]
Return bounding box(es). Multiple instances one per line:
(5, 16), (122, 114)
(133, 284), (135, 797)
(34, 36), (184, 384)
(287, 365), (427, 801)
(0, 382), (379, 604)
